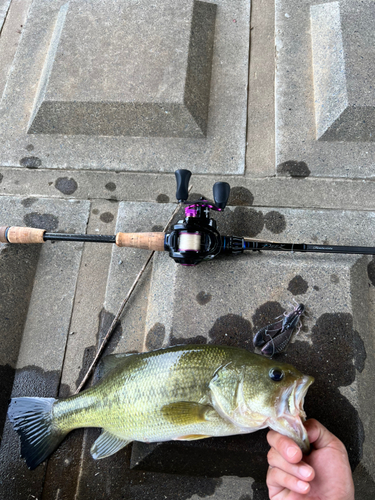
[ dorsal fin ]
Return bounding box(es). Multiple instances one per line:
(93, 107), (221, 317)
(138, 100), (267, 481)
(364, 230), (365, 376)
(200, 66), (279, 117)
(97, 352), (138, 379)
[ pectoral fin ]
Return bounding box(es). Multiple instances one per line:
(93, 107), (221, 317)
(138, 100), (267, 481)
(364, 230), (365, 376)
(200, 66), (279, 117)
(161, 402), (217, 426)
(91, 430), (131, 460)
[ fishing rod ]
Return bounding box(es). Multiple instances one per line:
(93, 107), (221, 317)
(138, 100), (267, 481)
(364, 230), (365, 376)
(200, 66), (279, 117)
(1, 169), (375, 265)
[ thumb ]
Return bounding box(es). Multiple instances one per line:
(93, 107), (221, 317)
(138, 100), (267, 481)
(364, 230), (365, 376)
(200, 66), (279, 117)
(304, 419), (344, 451)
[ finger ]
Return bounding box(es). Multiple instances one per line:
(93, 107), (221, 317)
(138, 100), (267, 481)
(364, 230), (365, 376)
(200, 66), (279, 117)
(267, 466), (311, 496)
(267, 430), (303, 464)
(267, 447), (315, 483)
(304, 419), (347, 453)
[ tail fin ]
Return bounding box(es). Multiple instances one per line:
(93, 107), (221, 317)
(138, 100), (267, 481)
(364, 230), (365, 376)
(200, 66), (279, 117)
(7, 397), (66, 470)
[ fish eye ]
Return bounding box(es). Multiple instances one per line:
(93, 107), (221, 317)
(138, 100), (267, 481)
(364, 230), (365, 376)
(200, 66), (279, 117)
(269, 368), (284, 382)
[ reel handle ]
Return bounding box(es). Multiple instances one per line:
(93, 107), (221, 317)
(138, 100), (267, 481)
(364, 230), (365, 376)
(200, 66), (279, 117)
(175, 169), (192, 202)
(213, 182), (230, 209)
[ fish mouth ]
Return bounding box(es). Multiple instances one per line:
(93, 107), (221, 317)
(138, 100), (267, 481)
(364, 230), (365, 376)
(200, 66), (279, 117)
(272, 375), (314, 453)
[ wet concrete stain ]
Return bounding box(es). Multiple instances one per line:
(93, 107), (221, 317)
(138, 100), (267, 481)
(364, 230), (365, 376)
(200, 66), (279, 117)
(0, 364), (15, 439)
(92, 208), (99, 215)
(105, 182), (116, 192)
(55, 177), (78, 195)
(75, 345), (96, 391)
(287, 275), (309, 295)
(25, 144), (34, 151)
(129, 472), (221, 500)
(156, 194), (170, 203)
(21, 197), (38, 208)
(97, 308), (123, 357)
(264, 211), (286, 234)
(222, 207), (265, 237)
(20, 156), (42, 169)
(279, 312), (366, 471)
(367, 257), (375, 286)
(23, 212), (58, 231)
(169, 333), (207, 346)
(277, 160), (311, 178)
(228, 186), (254, 206)
(145, 323), (166, 351)
(330, 274), (340, 284)
(196, 291), (212, 305)
(100, 212), (115, 223)
(208, 314), (253, 350)
(152, 225), (164, 232)
(0, 173), (3, 183)
(252, 301), (285, 334)
(313, 285), (320, 291)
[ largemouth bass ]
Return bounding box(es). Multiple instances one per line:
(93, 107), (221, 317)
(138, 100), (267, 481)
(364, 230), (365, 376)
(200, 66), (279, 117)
(8, 344), (314, 470)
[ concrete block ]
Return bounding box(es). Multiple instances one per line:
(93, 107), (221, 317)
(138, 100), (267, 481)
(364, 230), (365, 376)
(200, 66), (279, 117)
(0, 0), (250, 174)
(276, 0), (375, 178)
(0, 196), (90, 499)
(311, 1), (375, 141)
(28, 0), (217, 138)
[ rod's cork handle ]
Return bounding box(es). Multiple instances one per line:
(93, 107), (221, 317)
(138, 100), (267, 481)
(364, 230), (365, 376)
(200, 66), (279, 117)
(0, 226), (46, 243)
(115, 232), (165, 251)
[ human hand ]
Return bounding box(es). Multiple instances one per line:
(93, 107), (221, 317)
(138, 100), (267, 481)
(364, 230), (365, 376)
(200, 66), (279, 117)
(266, 418), (354, 500)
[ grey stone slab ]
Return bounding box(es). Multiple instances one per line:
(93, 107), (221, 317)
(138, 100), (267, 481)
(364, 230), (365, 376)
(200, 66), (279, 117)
(28, 0), (216, 138)
(0, 0), (11, 31)
(276, 0), (375, 179)
(0, 0), (249, 174)
(0, 196), (90, 499)
(310, 1), (375, 141)
(136, 205), (375, 485)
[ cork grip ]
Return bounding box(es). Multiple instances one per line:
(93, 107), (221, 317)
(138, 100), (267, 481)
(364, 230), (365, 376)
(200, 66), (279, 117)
(115, 232), (165, 251)
(0, 226), (46, 243)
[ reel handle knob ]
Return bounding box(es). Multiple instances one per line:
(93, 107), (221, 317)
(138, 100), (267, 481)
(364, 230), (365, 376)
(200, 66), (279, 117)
(175, 169), (192, 202)
(213, 182), (230, 209)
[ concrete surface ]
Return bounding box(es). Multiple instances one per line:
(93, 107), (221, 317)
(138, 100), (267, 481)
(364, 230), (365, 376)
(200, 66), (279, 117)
(0, 0), (249, 174)
(1, 0), (375, 498)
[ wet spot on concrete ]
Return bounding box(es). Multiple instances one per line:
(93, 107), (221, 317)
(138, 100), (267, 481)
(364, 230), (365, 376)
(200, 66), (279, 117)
(75, 346), (96, 390)
(25, 144), (34, 151)
(23, 212), (58, 231)
(20, 156), (41, 169)
(169, 334), (207, 346)
(196, 291), (212, 305)
(55, 177), (78, 195)
(282, 312), (366, 471)
(0, 173), (3, 183)
(0, 364), (15, 438)
(264, 211), (286, 234)
(252, 301), (285, 335)
(277, 160), (311, 178)
(146, 323), (165, 351)
(105, 182), (116, 192)
(208, 314), (253, 350)
(100, 212), (114, 223)
(228, 186), (254, 206)
(288, 275), (309, 295)
(156, 194), (170, 203)
(252, 482), (269, 500)
(21, 197), (37, 208)
(97, 309), (122, 357)
(367, 257), (375, 286)
(221, 207), (264, 237)
(92, 208), (99, 215)
(152, 225), (164, 232)
(313, 285), (320, 291)
(330, 274), (340, 284)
